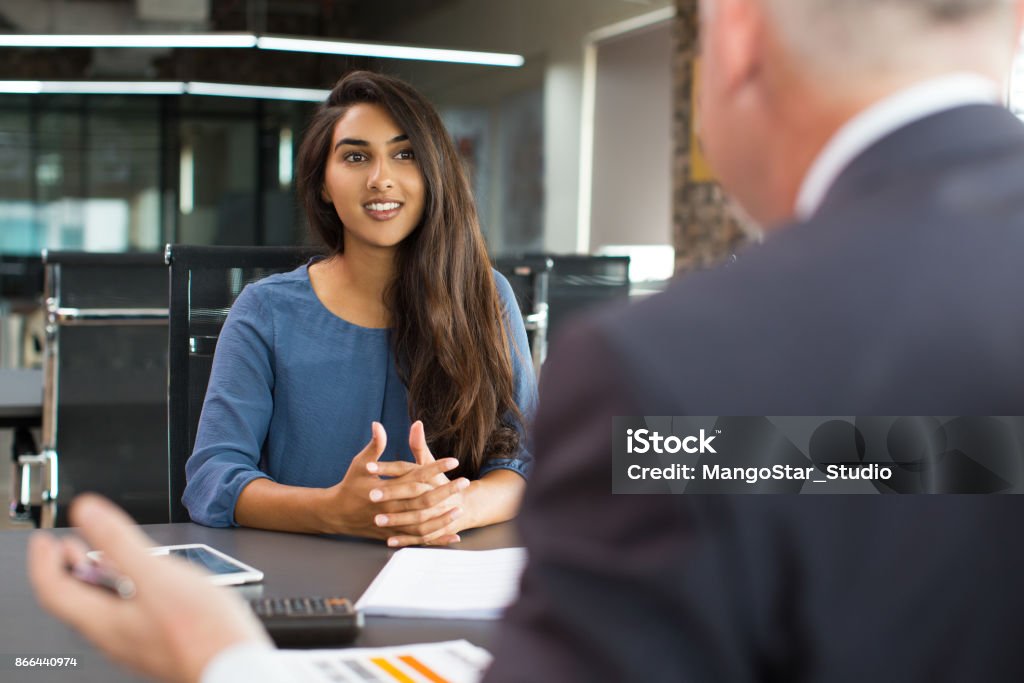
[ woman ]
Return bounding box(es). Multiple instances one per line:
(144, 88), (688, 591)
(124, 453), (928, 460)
(182, 71), (536, 548)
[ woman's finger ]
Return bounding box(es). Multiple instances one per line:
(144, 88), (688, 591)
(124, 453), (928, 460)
(374, 495), (461, 528)
(408, 420), (435, 465)
(368, 461), (459, 502)
(351, 422), (388, 467)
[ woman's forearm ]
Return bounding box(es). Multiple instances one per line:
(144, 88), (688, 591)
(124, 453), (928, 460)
(234, 478), (335, 534)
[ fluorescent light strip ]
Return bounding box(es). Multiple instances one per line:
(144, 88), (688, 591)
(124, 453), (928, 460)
(0, 80), (327, 101)
(0, 32), (524, 67)
(0, 33), (256, 48)
(187, 81), (328, 101)
(0, 80), (42, 93)
(0, 80), (186, 95)
(257, 35), (524, 67)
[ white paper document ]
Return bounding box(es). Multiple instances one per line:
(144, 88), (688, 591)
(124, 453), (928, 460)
(278, 639), (492, 683)
(355, 547), (528, 619)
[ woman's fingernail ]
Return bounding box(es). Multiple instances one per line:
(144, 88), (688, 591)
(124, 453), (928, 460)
(456, 478), (470, 490)
(387, 538), (399, 547)
(443, 458), (459, 469)
(375, 515), (388, 526)
(369, 489), (383, 502)
(366, 462), (379, 473)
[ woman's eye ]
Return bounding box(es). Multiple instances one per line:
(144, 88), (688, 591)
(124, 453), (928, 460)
(344, 152), (367, 162)
(395, 149), (415, 160)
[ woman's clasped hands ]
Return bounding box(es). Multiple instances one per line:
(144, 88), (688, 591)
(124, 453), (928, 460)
(320, 420), (472, 547)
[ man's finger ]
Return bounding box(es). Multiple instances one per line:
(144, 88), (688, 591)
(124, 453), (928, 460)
(408, 420), (435, 465)
(27, 532), (128, 638)
(66, 495), (164, 584)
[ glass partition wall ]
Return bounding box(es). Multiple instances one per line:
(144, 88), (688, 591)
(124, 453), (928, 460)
(0, 94), (313, 255)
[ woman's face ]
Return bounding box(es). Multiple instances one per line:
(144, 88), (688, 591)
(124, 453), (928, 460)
(323, 102), (426, 251)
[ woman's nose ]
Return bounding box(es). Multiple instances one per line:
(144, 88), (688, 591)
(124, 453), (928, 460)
(367, 157), (395, 191)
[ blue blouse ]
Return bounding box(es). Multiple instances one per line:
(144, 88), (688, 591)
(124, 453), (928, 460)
(182, 261), (537, 527)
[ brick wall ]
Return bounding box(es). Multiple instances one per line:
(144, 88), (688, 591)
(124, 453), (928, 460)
(671, 0), (749, 274)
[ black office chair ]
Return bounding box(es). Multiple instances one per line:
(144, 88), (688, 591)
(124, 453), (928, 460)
(493, 256), (553, 376)
(13, 251), (169, 528)
(496, 254), (631, 348)
(165, 245), (323, 522)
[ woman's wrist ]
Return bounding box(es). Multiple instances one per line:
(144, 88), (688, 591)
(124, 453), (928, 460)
(462, 470), (525, 529)
(313, 485), (354, 535)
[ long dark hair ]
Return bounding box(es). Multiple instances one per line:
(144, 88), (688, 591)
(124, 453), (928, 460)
(296, 70), (522, 478)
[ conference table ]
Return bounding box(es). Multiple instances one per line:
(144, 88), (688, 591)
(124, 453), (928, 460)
(0, 520), (520, 683)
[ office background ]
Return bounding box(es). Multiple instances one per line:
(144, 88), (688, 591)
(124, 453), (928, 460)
(2, 0), (1024, 529)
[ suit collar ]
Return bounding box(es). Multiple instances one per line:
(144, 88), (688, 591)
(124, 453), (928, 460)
(796, 74), (1001, 220)
(813, 103), (1024, 218)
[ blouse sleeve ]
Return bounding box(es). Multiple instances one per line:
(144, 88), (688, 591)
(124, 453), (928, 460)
(182, 284), (276, 527)
(480, 270), (539, 480)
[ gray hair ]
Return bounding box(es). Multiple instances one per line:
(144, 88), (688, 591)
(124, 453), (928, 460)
(761, 0), (1019, 83)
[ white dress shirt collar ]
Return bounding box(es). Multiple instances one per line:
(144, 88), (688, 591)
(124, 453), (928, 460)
(794, 72), (1001, 221)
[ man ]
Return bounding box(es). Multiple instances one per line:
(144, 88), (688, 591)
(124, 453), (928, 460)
(484, 0), (1024, 680)
(27, 0), (1024, 681)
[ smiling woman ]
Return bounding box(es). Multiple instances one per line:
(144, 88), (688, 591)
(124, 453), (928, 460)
(181, 71), (536, 548)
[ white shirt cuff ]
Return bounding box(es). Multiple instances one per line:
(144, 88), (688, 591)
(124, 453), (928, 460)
(201, 641), (297, 683)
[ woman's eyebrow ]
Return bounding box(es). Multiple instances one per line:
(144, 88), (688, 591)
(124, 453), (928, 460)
(334, 134), (409, 151)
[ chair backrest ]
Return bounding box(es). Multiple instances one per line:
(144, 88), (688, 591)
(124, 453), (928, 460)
(545, 255), (631, 340)
(493, 256), (553, 376)
(165, 244), (323, 522)
(40, 251), (169, 527)
(497, 254), (631, 346)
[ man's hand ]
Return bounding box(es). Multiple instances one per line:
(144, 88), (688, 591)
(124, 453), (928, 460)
(27, 494), (268, 683)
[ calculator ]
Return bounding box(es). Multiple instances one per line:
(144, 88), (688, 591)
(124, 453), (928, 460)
(248, 596), (364, 648)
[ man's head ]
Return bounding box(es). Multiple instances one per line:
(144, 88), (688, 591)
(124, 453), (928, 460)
(696, 0), (1023, 228)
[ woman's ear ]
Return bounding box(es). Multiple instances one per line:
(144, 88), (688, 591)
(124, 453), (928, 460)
(321, 186), (332, 203)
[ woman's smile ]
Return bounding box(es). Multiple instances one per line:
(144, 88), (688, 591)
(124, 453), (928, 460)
(362, 199), (404, 221)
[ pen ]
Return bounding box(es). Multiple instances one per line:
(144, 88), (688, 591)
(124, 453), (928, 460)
(69, 560), (136, 599)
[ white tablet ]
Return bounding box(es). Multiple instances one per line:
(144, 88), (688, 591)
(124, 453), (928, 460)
(88, 543), (264, 586)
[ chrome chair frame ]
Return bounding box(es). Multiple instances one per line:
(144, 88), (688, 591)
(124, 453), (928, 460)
(12, 251), (168, 528)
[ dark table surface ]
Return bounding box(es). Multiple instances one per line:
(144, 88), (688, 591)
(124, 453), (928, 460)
(0, 520), (521, 682)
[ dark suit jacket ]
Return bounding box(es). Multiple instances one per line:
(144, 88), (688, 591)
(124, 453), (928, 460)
(484, 105), (1024, 682)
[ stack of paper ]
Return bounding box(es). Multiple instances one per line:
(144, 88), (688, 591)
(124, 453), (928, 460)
(278, 639), (491, 683)
(355, 547), (528, 619)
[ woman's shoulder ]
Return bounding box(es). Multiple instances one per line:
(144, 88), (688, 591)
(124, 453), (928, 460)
(489, 267), (516, 302)
(238, 261), (318, 310)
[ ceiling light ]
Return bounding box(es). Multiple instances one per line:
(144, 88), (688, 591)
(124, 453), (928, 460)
(0, 33), (257, 48)
(0, 80), (186, 95)
(0, 80), (325, 101)
(186, 82), (328, 101)
(0, 33), (524, 67)
(256, 35), (525, 67)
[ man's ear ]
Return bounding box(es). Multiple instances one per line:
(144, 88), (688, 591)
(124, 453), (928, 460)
(717, 0), (766, 95)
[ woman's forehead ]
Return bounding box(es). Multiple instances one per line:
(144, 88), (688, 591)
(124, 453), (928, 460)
(332, 103), (405, 144)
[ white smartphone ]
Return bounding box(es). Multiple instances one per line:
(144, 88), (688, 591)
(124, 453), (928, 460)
(87, 543), (264, 586)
